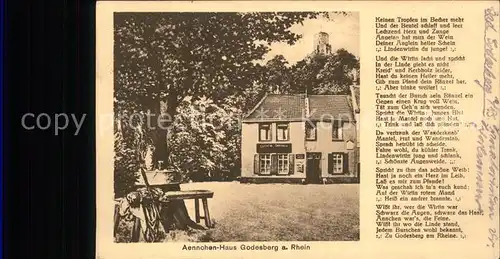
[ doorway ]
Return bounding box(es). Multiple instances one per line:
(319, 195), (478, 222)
(306, 152), (322, 184)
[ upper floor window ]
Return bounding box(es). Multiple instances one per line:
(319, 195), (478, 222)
(332, 120), (343, 140)
(276, 123), (289, 141)
(305, 121), (317, 141)
(259, 123), (271, 141)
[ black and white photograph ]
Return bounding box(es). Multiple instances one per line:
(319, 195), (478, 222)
(112, 11), (360, 243)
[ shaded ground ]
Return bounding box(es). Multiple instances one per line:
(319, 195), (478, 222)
(116, 182), (359, 242)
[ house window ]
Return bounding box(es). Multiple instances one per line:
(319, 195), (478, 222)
(332, 120), (343, 140)
(276, 123), (289, 141)
(259, 123), (271, 141)
(331, 153), (343, 174)
(305, 121), (317, 141)
(277, 154), (289, 175)
(259, 154), (271, 175)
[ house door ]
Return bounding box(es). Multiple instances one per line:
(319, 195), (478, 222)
(306, 152), (322, 184)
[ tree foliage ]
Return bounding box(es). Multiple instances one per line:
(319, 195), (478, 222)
(114, 113), (141, 197)
(261, 55), (292, 93)
(314, 49), (360, 94)
(115, 12), (325, 167)
(168, 96), (242, 182)
(114, 12), (325, 110)
(261, 48), (360, 95)
(113, 12), (359, 187)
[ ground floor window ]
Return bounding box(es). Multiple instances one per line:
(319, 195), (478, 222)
(332, 154), (343, 173)
(259, 154), (271, 175)
(277, 154), (289, 175)
(328, 152), (346, 175)
(255, 153), (293, 175)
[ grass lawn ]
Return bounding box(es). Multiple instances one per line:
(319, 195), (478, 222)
(181, 181), (359, 242)
(116, 182), (359, 242)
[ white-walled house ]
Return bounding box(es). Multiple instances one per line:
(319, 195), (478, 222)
(240, 90), (360, 184)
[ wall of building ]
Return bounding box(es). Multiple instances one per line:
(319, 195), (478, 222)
(241, 123), (258, 178)
(241, 120), (358, 179)
(241, 121), (305, 178)
(305, 121), (357, 177)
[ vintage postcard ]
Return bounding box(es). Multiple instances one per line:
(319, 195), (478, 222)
(96, 1), (499, 259)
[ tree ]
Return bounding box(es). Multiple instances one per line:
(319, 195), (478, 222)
(114, 12), (325, 168)
(261, 55), (292, 93)
(315, 49), (360, 94)
(290, 54), (328, 94)
(114, 109), (151, 198)
(168, 96), (242, 182)
(288, 48), (359, 95)
(114, 12), (329, 232)
(114, 120), (139, 198)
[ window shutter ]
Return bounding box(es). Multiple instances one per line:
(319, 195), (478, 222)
(343, 153), (349, 174)
(328, 153), (333, 175)
(271, 154), (278, 174)
(288, 154), (294, 175)
(254, 154), (259, 175)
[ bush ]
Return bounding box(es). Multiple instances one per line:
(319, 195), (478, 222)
(114, 115), (141, 198)
(168, 97), (242, 182)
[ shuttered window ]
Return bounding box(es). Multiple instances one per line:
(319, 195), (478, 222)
(277, 154), (289, 175)
(328, 152), (348, 175)
(254, 153), (294, 175)
(332, 153), (343, 173)
(259, 154), (271, 175)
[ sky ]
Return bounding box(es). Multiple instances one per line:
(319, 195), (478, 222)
(261, 12), (359, 65)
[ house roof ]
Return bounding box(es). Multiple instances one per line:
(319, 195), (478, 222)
(243, 93), (355, 122)
(308, 95), (354, 120)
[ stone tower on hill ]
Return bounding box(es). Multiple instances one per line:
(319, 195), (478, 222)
(313, 32), (332, 55)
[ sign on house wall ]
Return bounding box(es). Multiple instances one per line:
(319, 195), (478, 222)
(296, 160), (305, 174)
(256, 143), (292, 153)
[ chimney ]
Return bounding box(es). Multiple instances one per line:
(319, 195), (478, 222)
(349, 84), (359, 113)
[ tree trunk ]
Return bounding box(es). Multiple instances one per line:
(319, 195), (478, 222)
(152, 127), (168, 169)
(158, 183), (206, 232)
(146, 99), (202, 233)
(149, 100), (169, 169)
(151, 98), (178, 169)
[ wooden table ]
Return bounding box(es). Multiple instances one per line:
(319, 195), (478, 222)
(164, 190), (214, 228)
(134, 183), (215, 227)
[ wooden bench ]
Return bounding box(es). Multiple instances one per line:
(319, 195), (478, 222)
(163, 190), (214, 228)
